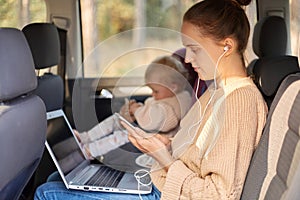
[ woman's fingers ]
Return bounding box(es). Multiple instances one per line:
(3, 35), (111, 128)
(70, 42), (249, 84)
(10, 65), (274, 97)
(121, 121), (168, 157)
(128, 134), (146, 153)
(155, 134), (171, 146)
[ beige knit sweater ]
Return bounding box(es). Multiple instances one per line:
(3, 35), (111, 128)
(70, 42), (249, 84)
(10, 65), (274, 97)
(150, 77), (268, 199)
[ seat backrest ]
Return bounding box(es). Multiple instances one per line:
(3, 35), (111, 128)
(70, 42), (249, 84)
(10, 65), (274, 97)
(0, 28), (47, 200)
(253, 15), (287, 58)
(282, 151), (300, 200)
(241, 72), (300, 200)
(248, 16), (300, 108)
(252, 55), (299, 107)
(22, 23), (64, 112)
(20, 23), (65, 198)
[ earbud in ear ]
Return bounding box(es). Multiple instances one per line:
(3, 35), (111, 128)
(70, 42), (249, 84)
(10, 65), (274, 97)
(224, 45), (230, 52)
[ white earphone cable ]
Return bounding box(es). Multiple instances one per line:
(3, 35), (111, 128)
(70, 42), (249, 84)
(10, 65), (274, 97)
(172, 48), (228, 157)
(134, 48), (228, 200)
(134, 168), (152, 200)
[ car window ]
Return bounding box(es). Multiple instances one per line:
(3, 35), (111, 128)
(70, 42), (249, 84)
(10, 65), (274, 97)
(0, 0), (49, 74)
(290, 0), (300, 58)
(80, 0), (198, 78)
(245, 0), (258, 64)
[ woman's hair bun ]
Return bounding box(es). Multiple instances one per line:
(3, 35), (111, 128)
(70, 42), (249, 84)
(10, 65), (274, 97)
(236, 0), (252, 6)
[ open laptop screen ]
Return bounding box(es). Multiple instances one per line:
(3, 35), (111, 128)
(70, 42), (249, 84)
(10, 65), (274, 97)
(47, 111), (85, 174)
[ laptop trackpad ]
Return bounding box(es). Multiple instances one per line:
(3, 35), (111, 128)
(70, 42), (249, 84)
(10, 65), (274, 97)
(118, 173), (152, 190)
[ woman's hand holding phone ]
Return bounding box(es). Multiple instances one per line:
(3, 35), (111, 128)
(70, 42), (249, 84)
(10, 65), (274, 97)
(119, 118), (174, 171)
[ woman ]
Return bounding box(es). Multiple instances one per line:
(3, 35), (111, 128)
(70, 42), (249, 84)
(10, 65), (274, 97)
(34, 0), (267, 199)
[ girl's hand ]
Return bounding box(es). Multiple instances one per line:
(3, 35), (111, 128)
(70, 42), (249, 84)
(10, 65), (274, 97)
(119, 99), (136, 122)
(73, 129), (81, 143)
(129, 102), (143, 114)
(82, 145), (94, 160)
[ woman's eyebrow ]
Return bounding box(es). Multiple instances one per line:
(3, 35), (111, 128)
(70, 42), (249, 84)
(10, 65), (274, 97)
(182, 39), (200, 47)
(186, 44), (200, 47)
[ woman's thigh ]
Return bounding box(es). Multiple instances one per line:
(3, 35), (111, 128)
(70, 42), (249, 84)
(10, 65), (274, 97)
(34, 181), (161, 200)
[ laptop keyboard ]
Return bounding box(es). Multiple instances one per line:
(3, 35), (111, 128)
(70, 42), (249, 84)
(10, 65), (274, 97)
(86, 166), (124, 187)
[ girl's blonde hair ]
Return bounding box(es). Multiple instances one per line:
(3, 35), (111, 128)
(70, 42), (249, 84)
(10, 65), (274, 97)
(145, 55), (190, 93)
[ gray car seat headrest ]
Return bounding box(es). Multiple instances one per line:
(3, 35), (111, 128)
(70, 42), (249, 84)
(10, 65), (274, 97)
(0, 28), (37, 101)
(252, 15), (287, 57)
(22, 23), (60, 69)
(253, 55), (300, 97)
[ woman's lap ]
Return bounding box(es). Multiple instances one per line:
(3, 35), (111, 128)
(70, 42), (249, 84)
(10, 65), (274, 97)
(34, 181), (161, 200)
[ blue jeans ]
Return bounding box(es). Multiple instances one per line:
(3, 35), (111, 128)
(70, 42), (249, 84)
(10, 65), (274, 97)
(34, 181), (161, 200)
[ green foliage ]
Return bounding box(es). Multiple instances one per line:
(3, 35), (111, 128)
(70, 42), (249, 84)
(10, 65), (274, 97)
(0, 0), (194, 37)
(146, 0), (162, 27)
(94, 0), (195, 41)
(0, 0), (46, 29)
(96, 0), (135, 40)
(30, 0), (46, 23)
(0, 0), (18, 27)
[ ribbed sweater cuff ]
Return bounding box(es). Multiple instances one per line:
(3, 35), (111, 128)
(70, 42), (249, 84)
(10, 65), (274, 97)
(161, 160), (194, 200)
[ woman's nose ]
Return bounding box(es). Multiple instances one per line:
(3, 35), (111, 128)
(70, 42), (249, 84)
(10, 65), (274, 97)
(185, 49), (194, 63)
(185, 56), (192, 63)
(185, 54), (194, 63)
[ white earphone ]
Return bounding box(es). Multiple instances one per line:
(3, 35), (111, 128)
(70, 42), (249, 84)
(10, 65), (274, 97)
(224, 45), (230, 52)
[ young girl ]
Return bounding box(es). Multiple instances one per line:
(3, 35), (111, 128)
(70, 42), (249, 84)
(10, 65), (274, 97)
(75, 55), (192, 158)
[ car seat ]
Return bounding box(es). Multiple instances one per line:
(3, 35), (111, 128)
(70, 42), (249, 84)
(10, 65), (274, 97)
(0, 28), (47, 200)
(21, 23), (65, 199)
(22, 22), (64, 112)
(241, 72), (300, 199)
(247, 16), (300, 108)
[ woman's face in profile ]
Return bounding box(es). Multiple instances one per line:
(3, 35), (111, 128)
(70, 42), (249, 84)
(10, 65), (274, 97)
(181, 22), (223, 80)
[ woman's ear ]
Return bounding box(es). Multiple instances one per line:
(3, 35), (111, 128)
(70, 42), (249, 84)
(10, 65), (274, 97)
(223, 38), (235, 54)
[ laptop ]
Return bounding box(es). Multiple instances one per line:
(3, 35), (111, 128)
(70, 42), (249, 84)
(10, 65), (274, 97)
(45, 109), (152, 194)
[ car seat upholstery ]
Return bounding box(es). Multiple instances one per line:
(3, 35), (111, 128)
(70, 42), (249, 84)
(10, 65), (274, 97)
(0, 28), (47, 200)
(22, 22), (64, 112)
(241, 72), (300, 199)
(21, 23), (65, 198)
(283, 150), (300, 200)
(248, 16), (300, 108)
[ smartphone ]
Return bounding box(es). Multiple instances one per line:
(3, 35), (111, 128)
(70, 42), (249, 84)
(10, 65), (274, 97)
(115, 113), (152, 139)
(115, 113), (136, 130)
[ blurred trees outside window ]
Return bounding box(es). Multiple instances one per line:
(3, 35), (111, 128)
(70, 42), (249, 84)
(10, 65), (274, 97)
(80, 0), (197, 77)
(0, 0), (46, 29)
